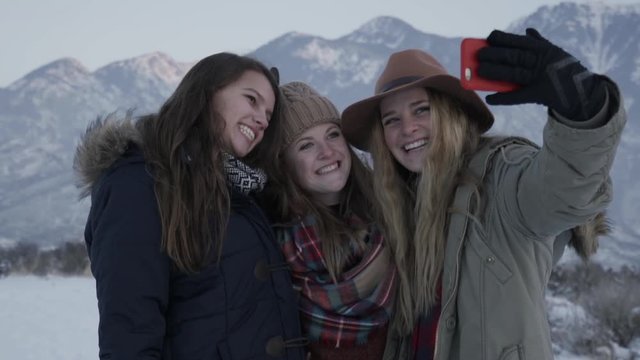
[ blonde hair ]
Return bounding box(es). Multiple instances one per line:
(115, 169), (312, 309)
(370, 89), (481, 334)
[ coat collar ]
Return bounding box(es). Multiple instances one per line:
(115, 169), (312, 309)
(73, 114), (142, 198)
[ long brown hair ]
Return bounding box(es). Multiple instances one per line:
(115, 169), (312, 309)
(138, 53), (281, 273)
(262, 131), (379, 281)
(370, 88), (481, 334)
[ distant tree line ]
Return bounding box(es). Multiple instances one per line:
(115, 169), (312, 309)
(0, 241), (89, 276)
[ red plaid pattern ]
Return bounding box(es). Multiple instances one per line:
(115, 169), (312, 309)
(278, 214), (397, 347)
(411, 280), (442, 359)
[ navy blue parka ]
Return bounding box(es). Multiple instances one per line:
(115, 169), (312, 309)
(75, 120), (306, 359)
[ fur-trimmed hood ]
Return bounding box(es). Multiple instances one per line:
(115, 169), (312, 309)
(569, 211), (610, 260)
(73, 114), (142, 199)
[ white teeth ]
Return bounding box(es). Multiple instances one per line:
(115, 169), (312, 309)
(239, 125), (255, 141)
(404, 139), (427, 151)
(317, 162), (339, 174)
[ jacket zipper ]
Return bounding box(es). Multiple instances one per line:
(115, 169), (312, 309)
(433, 203), (471, 359)
(433, 142), (502, 359)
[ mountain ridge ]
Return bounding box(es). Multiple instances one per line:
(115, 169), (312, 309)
(0, 2), (637, 269)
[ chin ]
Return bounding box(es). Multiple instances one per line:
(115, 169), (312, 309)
(319, 182), (343, 195)
(399, 162), (421, 173)
(335, 179), (349, 191)
(236, 145), (254, 158)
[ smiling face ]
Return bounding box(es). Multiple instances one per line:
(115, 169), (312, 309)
(379, 87), (432, 173)
(285, 122), (352, 206)
(214, 70), (276, 158)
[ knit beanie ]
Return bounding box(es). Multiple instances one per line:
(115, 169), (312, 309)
(280, 81), (341, 149)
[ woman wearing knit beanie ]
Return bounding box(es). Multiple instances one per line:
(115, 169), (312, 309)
(260, 81), (398, 360)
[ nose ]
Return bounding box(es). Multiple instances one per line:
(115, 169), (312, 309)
(253, 110), (268, 130)
(400, 116), (418, 136)
(317, 141), (335, 159)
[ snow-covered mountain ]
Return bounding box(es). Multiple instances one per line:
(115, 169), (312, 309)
(0, 52), (193, 244)
(0, 2), (638, 268)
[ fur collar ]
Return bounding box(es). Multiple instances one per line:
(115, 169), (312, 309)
(73, 113), (142, 198)
(569, 211), (610, 260)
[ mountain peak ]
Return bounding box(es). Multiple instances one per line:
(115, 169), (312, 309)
(262, 31), (315, 48)
(127, 51), (180, 68)
(21, 58), (88, 81)
(506, 1), (640, 75)
(95, 51), (190, 86)
(354, 16), (416, 35)
(522, 1), (640, 22)
(343, 16), (419, 48)
(98, 51), (177, 71)
(8, 57), (91, 91)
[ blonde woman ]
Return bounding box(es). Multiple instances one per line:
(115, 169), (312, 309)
(341, 29), (625, 359)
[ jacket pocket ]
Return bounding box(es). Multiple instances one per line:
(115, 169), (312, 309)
(499, 344), (524, 360)
(468, 236), (512, 284)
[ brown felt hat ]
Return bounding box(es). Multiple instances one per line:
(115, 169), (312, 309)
(341, 49), (494, 151)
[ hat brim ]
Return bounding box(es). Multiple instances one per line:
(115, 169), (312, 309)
(342, 75), (494, 151)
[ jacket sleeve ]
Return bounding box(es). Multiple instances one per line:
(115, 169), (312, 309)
(88, 165), (171, 359)
(495, 80), (626, 238)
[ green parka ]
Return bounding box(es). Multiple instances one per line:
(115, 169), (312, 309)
(384, 81), (625, 360)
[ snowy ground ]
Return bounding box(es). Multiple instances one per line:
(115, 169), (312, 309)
(0, 275), (637, 359)
(0, 275), (98, 360)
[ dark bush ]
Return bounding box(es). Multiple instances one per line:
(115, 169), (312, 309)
(550, 263), (640, 351)
(55, 241), (89, 275)
(0, 240), (89, 276)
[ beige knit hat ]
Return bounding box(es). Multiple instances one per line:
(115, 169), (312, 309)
(280, 81), (341, 149)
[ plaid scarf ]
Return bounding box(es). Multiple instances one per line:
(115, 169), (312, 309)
(222, 152), (267, 194)
(278, 213), (397, 347)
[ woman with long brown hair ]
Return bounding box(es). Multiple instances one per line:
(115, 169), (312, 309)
(261, 82), (397, 360)
(341, 28), (625, 359)
(74, 53), (306, 359)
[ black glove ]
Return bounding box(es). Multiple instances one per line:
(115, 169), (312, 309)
(477, 28), (606, 122)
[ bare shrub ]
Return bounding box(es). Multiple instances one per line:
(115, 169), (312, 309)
(550, 263), (640, 351)
(10, 242), (39, 273)
(33, 250), (55, 276)
(547, 295), (611, 356)
(0, 240), (89, 276)
(580, 267), (640, 347)
(54, 241), (89, 275)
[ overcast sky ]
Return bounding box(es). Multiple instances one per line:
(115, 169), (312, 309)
(1, 0), (637, 87)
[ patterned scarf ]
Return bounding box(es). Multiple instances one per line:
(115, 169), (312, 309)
(277, 213), (397, 347)
(411, 279), (442, 360)
(222, 152), (267, 195)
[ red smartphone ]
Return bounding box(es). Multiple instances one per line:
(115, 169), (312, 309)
(460, 38), (519, 92)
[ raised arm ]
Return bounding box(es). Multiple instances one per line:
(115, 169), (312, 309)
(477, 28), (626, 236)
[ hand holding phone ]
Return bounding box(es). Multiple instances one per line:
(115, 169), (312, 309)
(460, 38), (519, 93)
(471, 29), (605, 121)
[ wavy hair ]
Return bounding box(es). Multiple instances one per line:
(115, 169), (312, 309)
(369, 89), (481, 334)
(137, 53), (281, 273)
